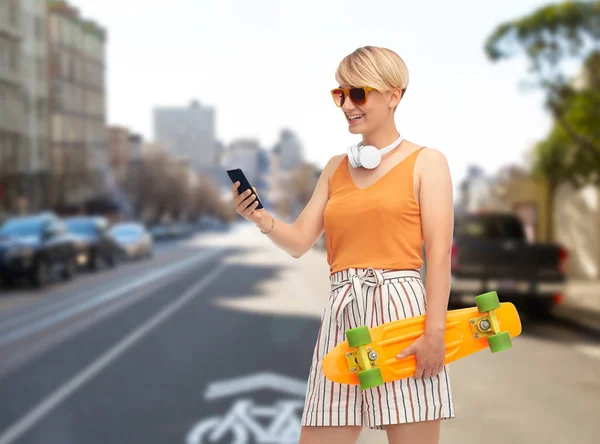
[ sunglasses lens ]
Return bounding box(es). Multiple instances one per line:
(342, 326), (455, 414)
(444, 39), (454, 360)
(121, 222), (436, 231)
(349, 88), (366, 105)
(332, 89), (344, 107)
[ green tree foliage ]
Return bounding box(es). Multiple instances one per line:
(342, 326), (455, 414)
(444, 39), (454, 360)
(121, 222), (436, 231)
(485, 1), (600, 187)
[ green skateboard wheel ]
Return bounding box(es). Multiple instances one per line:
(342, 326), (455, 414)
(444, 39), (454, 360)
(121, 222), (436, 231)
(475, 291), (501, 313)
(487, 331), (512, 353)
(358, 368), (384, 390)
(346, 326), (371, 348)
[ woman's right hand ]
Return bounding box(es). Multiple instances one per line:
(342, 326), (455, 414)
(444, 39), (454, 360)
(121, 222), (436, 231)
(232, 181), (264, 225)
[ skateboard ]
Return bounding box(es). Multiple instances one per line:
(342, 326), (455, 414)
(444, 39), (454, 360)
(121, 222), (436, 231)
(322, 291), (521, 390)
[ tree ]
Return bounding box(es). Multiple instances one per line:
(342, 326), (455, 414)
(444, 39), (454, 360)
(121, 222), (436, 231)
(485, 0), (600, 186)
(485, 0), (600, 239)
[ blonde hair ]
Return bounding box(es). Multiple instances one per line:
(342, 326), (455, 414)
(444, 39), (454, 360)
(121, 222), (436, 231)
(335, 46), (409, 94)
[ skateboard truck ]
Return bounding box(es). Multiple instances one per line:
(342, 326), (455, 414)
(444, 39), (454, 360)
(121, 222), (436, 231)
(470, 291), (513, 353)
(470, 316), (493, 339)
(345, 347), (378, 373)
(341, 326), (386, 388)
(470, 295), (503, 339)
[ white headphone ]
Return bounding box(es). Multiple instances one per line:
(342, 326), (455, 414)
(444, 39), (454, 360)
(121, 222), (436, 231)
(347, 134), (404, 169)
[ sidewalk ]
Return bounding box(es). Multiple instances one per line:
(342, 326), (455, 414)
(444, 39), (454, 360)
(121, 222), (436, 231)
(553, 280), (600, 332)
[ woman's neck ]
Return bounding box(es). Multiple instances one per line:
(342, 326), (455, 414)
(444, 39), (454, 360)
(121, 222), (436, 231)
(362, 125), (401, 149)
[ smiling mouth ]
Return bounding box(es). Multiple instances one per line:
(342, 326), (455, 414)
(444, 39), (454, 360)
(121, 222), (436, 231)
(347, 114), (365, 123)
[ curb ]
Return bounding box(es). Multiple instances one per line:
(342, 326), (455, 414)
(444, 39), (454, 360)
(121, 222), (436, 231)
(551, 303), (600, 336)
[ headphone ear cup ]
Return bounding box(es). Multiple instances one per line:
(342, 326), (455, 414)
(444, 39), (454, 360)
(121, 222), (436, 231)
(358, 145), (381, 169)
(347, 144), (361, 168)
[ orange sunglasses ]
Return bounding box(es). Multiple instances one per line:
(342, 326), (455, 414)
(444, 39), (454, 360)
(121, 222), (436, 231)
(330, 87), (376, 107)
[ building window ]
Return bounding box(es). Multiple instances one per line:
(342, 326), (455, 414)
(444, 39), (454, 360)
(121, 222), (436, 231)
(69, 57), (76, 81)
(35, 17), (42, 40)
(50, 16), (59, 43)
(8, 0), (18, 27)
(52, 115), (63, 143)
(9, 44), (18, 73)
(61, 52), (69, 79)
(37, 58), (44, 81)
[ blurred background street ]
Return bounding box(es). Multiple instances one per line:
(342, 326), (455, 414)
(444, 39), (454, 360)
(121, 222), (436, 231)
(0, 224), (598, 444)
(1, 0), (600, 442)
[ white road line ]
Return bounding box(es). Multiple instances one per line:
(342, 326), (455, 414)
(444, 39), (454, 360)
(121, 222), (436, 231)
(0, 262), (228, 444)
(204, 372), (307, 400)
(575, 344), (600, 361)
(0, 236), (211, 331)
(0, 248), (215, 332)
(0, 248), (222, 346)
(0, 250), (221, 381)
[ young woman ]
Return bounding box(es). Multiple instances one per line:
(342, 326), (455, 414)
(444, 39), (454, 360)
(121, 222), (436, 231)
(231, 46), (455, 444)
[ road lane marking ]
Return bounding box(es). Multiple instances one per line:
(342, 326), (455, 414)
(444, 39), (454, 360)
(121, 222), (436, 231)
(0, 262), (228, 444)
(0, 248), (216, 332)
(575, 344), (600, 360)
(204, 372), (308, 400)
(0, 251), (222, 380)
(0, 248), (223, 346)
(0, 235), (212, 330)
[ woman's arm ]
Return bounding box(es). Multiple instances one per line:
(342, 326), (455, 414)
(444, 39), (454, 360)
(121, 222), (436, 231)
(241, 154), (345, 258)
(417, 148), (454, 337)
(395, 147), (454, 378)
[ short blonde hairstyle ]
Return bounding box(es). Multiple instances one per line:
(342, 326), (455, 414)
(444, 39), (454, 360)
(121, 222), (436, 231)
(335, 46), (409, 94)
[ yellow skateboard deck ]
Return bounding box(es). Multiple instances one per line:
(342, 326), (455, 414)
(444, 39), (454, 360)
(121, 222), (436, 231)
(322, 291), (522, 389)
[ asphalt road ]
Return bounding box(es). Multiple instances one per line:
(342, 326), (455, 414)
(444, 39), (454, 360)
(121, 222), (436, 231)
(0, 223), (598, 444)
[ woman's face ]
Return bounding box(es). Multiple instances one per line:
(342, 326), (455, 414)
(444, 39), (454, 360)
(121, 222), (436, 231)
(338, 85), (394, 135)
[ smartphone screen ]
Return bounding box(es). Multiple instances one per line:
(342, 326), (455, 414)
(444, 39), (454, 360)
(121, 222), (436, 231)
(226, 168), (264, 210)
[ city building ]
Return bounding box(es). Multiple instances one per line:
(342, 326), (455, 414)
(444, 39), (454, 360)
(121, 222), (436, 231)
(128, 132), (143, 160)
(0, 0), (25, 215)
(141, 140), (164, 156)
(267, 129), (304, 214)
(221, 138), (263, 186)
(153, 99), (218, 172)
(18, 0), (48, 212)
(47, 0), (108, 210)
(457, 165), (494, 214)
(108, 125), (130, 184)
(273, 128), (303, 173)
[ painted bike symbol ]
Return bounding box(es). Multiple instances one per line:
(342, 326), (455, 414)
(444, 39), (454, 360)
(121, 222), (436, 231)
(186, 398), (304, 444)
(186, 372), (308, 444)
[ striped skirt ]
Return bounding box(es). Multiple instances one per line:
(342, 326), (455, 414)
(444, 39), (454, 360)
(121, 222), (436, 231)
(300, 267), (455, 430)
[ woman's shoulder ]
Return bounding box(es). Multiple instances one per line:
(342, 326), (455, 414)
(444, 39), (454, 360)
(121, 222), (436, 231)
(413, 145), (449, 173)
(322, 154), (347, 182)
(326, 153), (347, 168)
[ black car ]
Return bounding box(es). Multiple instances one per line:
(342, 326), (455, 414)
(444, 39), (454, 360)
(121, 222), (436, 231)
(448, 212), (567, 319)
(0, 213), (78, 288)
(64, 216), (121, 271)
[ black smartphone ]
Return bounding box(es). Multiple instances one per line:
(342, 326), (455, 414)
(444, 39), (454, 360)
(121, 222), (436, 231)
(226, 168), (264, 210)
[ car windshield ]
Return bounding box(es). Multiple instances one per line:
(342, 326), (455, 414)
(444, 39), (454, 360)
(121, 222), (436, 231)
(65, 220), (98, 235)
(112, 225), (141, 236)
(0, 218), (44, 237)
(456, 216), (524, 240)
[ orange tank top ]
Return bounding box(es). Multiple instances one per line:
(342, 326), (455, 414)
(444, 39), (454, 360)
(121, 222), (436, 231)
(323, 147), (425, 275)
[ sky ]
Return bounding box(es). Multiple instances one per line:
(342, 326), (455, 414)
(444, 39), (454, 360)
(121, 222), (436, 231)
(70, 0), (556, 187)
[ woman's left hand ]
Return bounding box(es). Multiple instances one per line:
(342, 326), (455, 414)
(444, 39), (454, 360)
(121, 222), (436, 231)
(396, 332), (446, 379)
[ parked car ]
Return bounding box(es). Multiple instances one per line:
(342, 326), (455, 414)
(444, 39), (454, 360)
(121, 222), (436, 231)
(64, 216), (120, 271)
(197, 215), (231, 232)
(110, 222), (153, 260)
(149, 224), (170, 241)
(0, 212), (78, 288)
(448, 212), (568, 319)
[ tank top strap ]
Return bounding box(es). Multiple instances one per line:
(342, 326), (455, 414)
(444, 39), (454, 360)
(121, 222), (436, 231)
(328, 156), (350, 194)
(411, 146), (427, 161)
(409, 145), (427, 173)
(391, 146), (427, 184)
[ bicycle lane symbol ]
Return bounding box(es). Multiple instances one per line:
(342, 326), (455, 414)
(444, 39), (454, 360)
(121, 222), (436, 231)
(186, 372), (307, 444)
